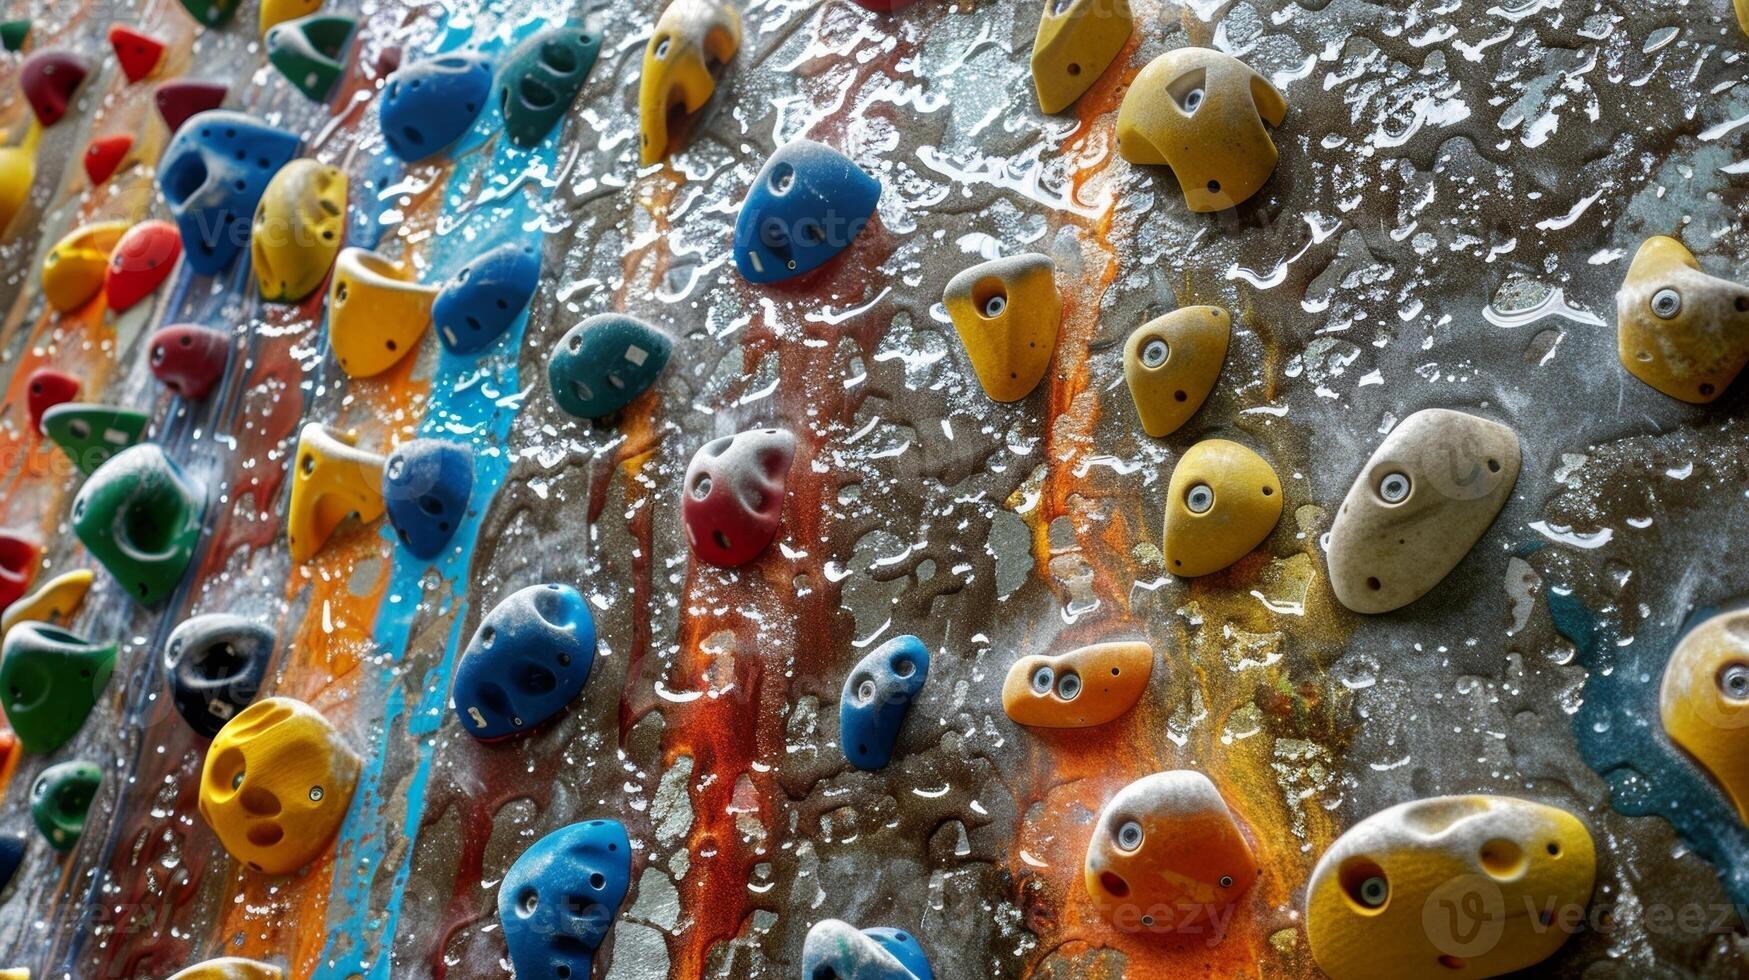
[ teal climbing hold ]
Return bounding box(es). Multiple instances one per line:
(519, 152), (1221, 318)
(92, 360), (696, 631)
(71, 443), (204, 606)
(495, 26), (601, 148)
(31, 761), (100, 851)
(266, 14), (356, 102)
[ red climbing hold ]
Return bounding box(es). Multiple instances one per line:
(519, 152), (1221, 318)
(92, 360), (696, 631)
(154, 80), (227, 135)
(105, 220), (181, 313)
(25, 369), (79, 436)
(21, 50), (90, 127)
(682, 428), (797, 568)
(83, 135), (132, 187)
(854, 0), (915, 8)
(0, 532), (38, 614)
(108, 25), (166, 83)
(147, 324), (231, 400)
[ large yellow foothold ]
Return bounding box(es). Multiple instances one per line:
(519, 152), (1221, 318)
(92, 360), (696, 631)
(1616, 235), (1749, 404)
(1162, 439), (1281, 577)
(0, 129), (38, 236)
(42, 220), (129, 312)
(1123, 306), (1230, 438)
(0, 569), (93, 641)
(199, 697), (360, 875)
(1002, 641), (1152, 728)
(1307, 795), (1596, 980)
(1659, 608), (1749, 822)
(1031, 0), (1131, 114)
(944, 253), (1061, 403)
(1116, 47), (1287, 212)
(326, 247), (436, 378)
(260, 0), (321, 34)
(639, 0), (742, 164)
(253, 159), (347, 303)
(286, 423), (386, 563)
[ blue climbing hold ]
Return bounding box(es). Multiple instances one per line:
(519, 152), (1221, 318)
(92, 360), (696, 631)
(383, 439), (473, 559)
(547, 314), (673, 420)
(451, 584), (595, 740)
(839, 634), (929, 770)
(499, 819), (631, 980)
(379, 50), (493, 162)
(734, 139), (880, 284)
(432, 241), (540, 355)
(158, 110), (300, 275)
(802, 919), (934, 980)
(165, 613), (275, 739)
(0, 831), (23, 893)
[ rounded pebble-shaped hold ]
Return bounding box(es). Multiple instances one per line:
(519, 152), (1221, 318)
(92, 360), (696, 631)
(0, 622), (115, 754)
(379, 50), (493, 162)
(1116, 48), (1287, 212)
(682, 428), (796, 567)
(31, 761), (100, 851)
(149, 324), (232, 400)
(25, 369), (79, 436)
(383, 439), (473, 559)
(639, 0), (742, 164)
(1031, 0), (1131, 114)
(105, 220), (182, 313)
(252, 159), (346, 303)
(72, 443), (204, 605)
(734, 139), (880, 284)
(0, 831), (24, 893)
(42, 221), (128, 313)
(944, 253), (1061, 403)
(166, 613), (276, 739)
(839, 635), (929, 770)
(801, 919), (934, 980)
(500, 819), (632, 980)
(0, 531), (38, 614)
(154, 80), (228, 135)
(0, 20), (28, 52)
(1306, 795), (1596, 980)
(20, 50), (89, 127)
(496, 26), (601, 149)
(1659, 608), (1749, 822)
(42, 403), (148, 475)
(1, 570), (94, 641)
(82, 134), (132, 186)
(1615, 236), (1749, 404)
(327, 247), (437, 378)
(159, 110), (300, 275)
(109, 25), (166, 82)
(1162, 439), (1281, 577)
(1123, 306), (1230, 438)
(1001, 641), (1152, 729)
(265, 15), (355, 102)
(451, 583), (596, 740)
(286, 423), (386, 563)
(166, 959), (284, 980)
(1325, 408), (1520, 614)
(432, 241), (539, 355)
(259, 0), (320, 34)
(547, 314), (673, 420)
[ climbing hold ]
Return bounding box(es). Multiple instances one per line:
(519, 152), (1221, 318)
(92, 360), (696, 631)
(42, 221), (128, 313)
(286, 424), (385, 562)
(944, 253), (1061, 403)
(42, 404), (148, 475)
(383, 439), (473, 559)
(1124, 306), (1231, 438)
(166, 959), (284, 980)
(166, 613), (276, 739)
(1307, 795), (1595, 980)
(1739, 0), (1748, 36)
(1162, 439), (1282, 577)
(82, 134), (132, 186)
(0, 622), (116, 754)
(1031, 0), (1132, 114)
(496, 26), (601, 149)
(73, 445), (204, 605)
(852, 0), (915, 8)
(154, 80), (228, 134)
(802, 920), (934, 980)
(547, 314), (672, 420)
(260, 0), (321, 34)
(682, 428), (796, 567)
(0, 138), (33, 234)
(24, 369), (78, 435)
(105, 220), (182, 312)
(1615, 235), (1749, 404)
(199, 696), (360, 875)
(734, 140), (880, 284)
(1001, 641), (1152, 729)
(266, 15), (356, 103)
(109, 25), (166, 82)
(1325, 408), (1520, 614)
(160, 110), (300, 275)
(1659, 608), (1749, 823)
(0, 532), (38, 614)
(178, 0), (241, 27)
(149, 325), (231, 400)
(0, 20), (26, 51)
(252, 159), (347, 303)
(1083, 770), (1258, 933)
(839, 635), (930, 770)
(499, 819), (631, 980)
(379, 50), (493, 162)
(639, 0), (742, 164)
(31, 761), (100, 851)
(451, 583), (595, 739)
(327, 247), (437, 377)
(432, 240), (539, 355)
(1, 570), (94, 640)
(20, 50), (88, 127)
(1116, 47), (1287, 212)
(0, 832), (22, 894)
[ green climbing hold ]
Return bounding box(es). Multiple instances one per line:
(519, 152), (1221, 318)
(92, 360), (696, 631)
(177, 0), (240, 27)
(0, 622), (116, 754)
(496, 25), (601, 149)
(41, 404), (148, 476)
(31, 760), (100, 851)
(267, 15), (356, 102)
(0, 20), (28, 52)
(71, 443), (204, 607)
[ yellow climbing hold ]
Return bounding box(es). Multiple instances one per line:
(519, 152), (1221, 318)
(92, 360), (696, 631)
(42, 220), (128, 312)
(1660, 608), (1749, 823)
(1162, 439), (1281, 577)
(260, 0), (321, 35)
(1031, 0), (1131, 114)
(639, 0), (741, 164)
(327, 247), (437, 378)
(1123, 306), (1230, 438)
(253, 159), (347, 303)
(286, 423), (386, 563)
(0, 127), (38, 236)
(943, 253), (1061, 403)
(1616, 235), (1749, 404)
(0, 569), (94, 641)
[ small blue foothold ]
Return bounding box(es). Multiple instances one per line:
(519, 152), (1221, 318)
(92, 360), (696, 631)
(0, 831), (24, 894)
(379, 50), (494, 162)
(499, 819), (631, 980)
(802, 919), (934, 980)
(866, 928), (934, 980)
(733, 139), (880, 285)
(547, 314), (673, 420)
(432, 241), (541, 355)
(158, 110), (300, 275)
(384, 439), (474, 559)
(451, 584), (595, 740)
(839, 634), (929, 770)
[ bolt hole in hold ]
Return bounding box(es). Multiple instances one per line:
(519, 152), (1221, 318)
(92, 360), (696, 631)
(1185, 483), (1213, 514)
(692, 476), (712, 500)
(1478, 838), (1525, 879)
(1116, 819), (1142, 851)
(1067, 62), (1081, 76)
(1141, 338), (1169, 368)
(519, 889), (539, 916)
(1547, 841), (1562, 856)
(1378, 471), (1410, 504)
(1718, 662), (1749, 700)
(893, 657), (915, 678)
(1055, 670), (1081, 700)
(972, 277), (1008, 319)
(1099, 871), (1130, 897)
(856, 677), (876, 705)
(1030, 665), (1053, 694)
(1367, 576), (1382, 591)
(1339, 857), (1389, 911)
(713, 529), (731, 551)
(1651, 287), (1681, 319)
(769, 162), (795, 194)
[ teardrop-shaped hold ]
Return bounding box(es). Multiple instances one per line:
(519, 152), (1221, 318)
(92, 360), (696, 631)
(801, 920), (934, 980)
(179, 0), (240, 26)
(1658, 608), (1749, 822)
(1031, 0), (1132, 114)
(42, 221), (128, 313)
(25, 369), (79, 436)
(260, 0), (321, 34)
(0, 20), (27, 51)
(496, 26), (601, 149)
(42, 404), (147, 475)
(327, 247), (437, 377)
(166, 613), (275, 738)
(1124, 306), (1230, 437)
(73, 444), (205, 606)
(1308, 795), (1595, 980)
(83, 134), (132, 186)
(1615, 236), (1749, 404)
(451, 584), (595, 739)
(432, 241), (539, 354)
(199, 697), (360, 875)
(105, 219), (182, 312)
(1325, 408), (1520, 614)
(944, 253), (1061, 403)
(20, 50), (89, 127)
(252, 159), (347, 303)
(547, 314), (673, 420)
(0, 142), (33, 234)
(379, 50), (493, 162)
(0, 622), (117, 753)
(639, 0), (742, 164)
(1162, 439), (1282, 577)
(286, 424), (386, 563)
(0, 532), (39, 614)
(682, 428), (796, 567)
(266, 15), (355, 102)
(500, 819), (631, 979)
(1002, 641), (1152, 729)
(154, 80), (228, 134)
(1116, 47), (1287, 212)
(160, 110), (300, 275)
(31, 761), (100, 851)
(734, 140), (880, 284)
(1, 570), (94, 640)
(383, 439), (472, 559)
(0, 831), (24, 894)
(1083, 770), (1258, 932)
(839, 634), (930, 770)
(148, 325), (231, 400)
(166, 959), (285, 980)
(109, 25), (166, 82)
